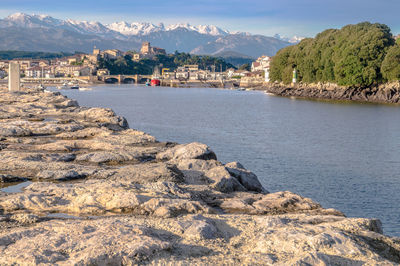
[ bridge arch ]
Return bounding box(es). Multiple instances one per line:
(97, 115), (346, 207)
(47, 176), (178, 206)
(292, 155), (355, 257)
(122, 77), (136, 84)
(104, 77), (119, 84)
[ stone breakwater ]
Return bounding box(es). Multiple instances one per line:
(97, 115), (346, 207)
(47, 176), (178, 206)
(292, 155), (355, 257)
(0, 88), (399, 265)
(264, 82), (400, 104)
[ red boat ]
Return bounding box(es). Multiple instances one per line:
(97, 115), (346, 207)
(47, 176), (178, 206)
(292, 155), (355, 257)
(150, 79), (160, 86)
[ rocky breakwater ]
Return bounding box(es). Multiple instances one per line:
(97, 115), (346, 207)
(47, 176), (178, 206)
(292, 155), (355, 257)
(0, 87), (399, 265)
(264, 81), (400, 104)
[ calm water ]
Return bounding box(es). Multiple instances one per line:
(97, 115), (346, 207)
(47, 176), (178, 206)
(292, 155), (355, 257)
(59, 84), (400, 236)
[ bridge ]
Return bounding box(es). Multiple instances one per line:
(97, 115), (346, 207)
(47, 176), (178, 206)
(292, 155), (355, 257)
(101, 74), (153, 84)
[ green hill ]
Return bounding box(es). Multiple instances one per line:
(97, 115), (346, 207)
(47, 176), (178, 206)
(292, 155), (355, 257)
(270, 22), (400, 86)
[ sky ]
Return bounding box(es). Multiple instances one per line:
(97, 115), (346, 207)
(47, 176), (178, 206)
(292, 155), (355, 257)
(0, 0), (399, 37)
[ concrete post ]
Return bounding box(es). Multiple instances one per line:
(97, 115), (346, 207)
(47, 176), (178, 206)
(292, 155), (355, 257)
(8, 62), (20, 92)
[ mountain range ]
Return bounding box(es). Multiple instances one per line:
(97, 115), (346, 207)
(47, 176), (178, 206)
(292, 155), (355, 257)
(0, 13), (301, 58)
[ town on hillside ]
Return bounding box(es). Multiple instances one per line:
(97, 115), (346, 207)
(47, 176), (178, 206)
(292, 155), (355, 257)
(0, 42), (271, 87)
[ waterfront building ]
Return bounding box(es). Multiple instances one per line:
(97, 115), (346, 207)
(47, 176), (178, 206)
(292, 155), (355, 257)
(176, 66), (189, 80)
(55, 65), (90, 77)
(25, 66), (54, 78)
(96, 68), (110, 76)
(251, 55), (270, 72)
(251, 55), (271, 82)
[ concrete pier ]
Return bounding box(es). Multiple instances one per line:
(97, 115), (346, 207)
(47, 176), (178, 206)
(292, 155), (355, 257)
(8, 62), (20, 92)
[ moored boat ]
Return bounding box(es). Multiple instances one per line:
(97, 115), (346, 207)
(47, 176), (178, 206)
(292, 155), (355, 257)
(151, 79), (160, 86)
(36, 84), (46, 90)
(57, 83), (69, 90)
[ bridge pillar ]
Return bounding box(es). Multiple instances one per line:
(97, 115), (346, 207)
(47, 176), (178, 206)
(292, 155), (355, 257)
(118, 75), (122, 83)
(134, 75), (138, 84)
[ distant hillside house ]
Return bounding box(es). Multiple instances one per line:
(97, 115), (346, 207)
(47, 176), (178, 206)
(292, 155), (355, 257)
(140, 42), (166, 56)
(102, 49), (124, 60)
(251, 55), (271, 82)
(90, 47), (123, 61)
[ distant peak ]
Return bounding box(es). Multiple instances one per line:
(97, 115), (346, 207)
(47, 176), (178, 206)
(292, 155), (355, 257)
(274, 33), (305, 43)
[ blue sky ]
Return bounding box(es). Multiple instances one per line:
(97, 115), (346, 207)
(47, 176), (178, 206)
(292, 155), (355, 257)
(1, 0), (399, 37)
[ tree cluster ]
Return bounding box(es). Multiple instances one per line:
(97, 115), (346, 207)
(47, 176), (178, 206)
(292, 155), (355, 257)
(98, 52), (235, 75)
(270, 22), (400, 86)
(0, 51), (72, 60)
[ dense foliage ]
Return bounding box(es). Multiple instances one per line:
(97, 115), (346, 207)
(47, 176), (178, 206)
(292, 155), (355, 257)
(381, 45), (400, 81)
(0, 51), (72, 60)
(270, 22), (396, 86)
(97, 56), (151, 75)
(98, 52), (235, 75)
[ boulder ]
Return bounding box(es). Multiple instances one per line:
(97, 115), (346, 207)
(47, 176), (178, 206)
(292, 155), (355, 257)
(225, 162), (267, 193)
(205, 166), (247, 193)
(157, 142), (217, 161)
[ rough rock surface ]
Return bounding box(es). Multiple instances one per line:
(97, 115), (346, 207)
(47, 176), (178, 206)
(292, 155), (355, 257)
(264, 81), (400, 104)
(0, 87), (399, 265)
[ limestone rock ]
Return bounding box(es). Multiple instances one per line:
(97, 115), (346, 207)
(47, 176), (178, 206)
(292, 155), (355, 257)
(0, 88), (398, 265)
(104, 162), (185, 184)
(176, 159), (222, 184)
(225, 162), (267, 193)
(157, 142), (217, 161)
(183, 215), (218, 240)
(0, 124), (32, 137)
(205, 166), (247, 193)
(0, 218), (172, 265)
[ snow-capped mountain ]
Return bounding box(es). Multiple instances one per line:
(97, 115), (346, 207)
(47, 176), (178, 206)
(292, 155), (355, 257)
(0, 12), (292, 57)
(106, 21), (229, 36)
(1, 13), (230, 37)
(273, 34), (305, 44)
(0, 13), (125, 39)
(164, 23), (229, 36)
(107, 21), (165, 36)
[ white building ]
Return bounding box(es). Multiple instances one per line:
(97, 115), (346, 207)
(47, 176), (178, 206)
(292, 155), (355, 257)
(251, 55), (271, 82)
(25, 66), (53, 78)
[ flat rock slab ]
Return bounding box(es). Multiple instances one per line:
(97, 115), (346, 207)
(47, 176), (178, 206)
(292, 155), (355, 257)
(0, 87), (399, 265)
(0, 214), (399, 265)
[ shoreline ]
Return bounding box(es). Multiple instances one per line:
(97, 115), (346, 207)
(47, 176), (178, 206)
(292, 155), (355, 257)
(260, 82), (400, 105)
(0, 87), (399, 264)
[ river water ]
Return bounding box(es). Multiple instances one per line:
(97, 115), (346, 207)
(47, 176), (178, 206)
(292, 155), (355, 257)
(59, 84), (400, 236)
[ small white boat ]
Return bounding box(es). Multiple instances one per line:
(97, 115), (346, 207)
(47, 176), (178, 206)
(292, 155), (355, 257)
(36, 84), (46, 90)
(79, 87), (92, 91)
(237, 87), (245, 91)
(57, 83), (69, 90)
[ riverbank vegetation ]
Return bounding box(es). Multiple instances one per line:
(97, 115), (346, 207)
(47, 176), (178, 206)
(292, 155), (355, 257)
(270, 22), (400, 86)
(97, 52), (236, 75)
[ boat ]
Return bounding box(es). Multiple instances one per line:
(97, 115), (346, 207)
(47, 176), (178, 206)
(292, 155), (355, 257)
(151, 66), (161, 86)
(145, 80), (151, 86)
(70, 84), (79, 90)
(78, 87), (92, 91)
(57, 83), (69, 90)
(150, 79), (160, 86)
(36, 84), (46, 90)
(237, 87), (245, 91)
